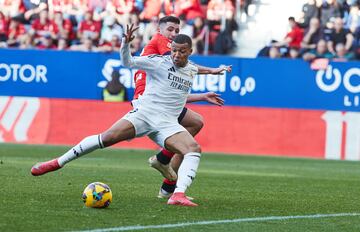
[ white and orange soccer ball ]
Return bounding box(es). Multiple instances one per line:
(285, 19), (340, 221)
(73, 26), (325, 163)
(82, 182), (112, 208)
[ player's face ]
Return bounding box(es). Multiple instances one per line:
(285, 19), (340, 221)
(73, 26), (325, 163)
(160, 22), (180, 40)
(171, 42), (192, 67)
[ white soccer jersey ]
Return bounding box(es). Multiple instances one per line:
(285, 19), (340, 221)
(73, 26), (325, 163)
(121, 42), (198, 119)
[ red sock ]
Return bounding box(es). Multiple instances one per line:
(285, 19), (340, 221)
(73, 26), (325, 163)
(161, 149), (175, 158)
(163, 178), (176, 185)
(162, 178), (176, 193)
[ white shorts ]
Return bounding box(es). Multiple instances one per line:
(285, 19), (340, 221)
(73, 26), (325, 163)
(122, 107), (186, 148)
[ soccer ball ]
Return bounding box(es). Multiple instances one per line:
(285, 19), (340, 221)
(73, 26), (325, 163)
(82, 182), (112, 208)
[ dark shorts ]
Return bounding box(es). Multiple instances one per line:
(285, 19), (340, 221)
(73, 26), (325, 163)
(178, 107), (188, 123)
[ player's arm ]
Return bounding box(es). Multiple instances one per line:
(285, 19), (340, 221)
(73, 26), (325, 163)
(196, 64), (232, 75)
(120, 24), (158, 71)
(186, 92), (224, 106)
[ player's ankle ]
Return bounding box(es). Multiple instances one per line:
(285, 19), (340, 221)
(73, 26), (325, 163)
(161, 179), (176, 193)
(156, 150), (172, 165)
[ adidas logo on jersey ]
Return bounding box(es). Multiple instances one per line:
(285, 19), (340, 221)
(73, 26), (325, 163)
(168, 66), (176, 72)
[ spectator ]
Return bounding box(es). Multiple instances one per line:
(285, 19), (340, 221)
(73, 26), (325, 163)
(298, 0), (320, 28)
(100, 15), (124, 43)
(87, 0), (108, 15)
(288, 47), (300, 59)
(127, 13), (144, 37)
(48, 0), (71, 18)
(139, 0), (161, 22)
(300, 17), (324, 52)
(70, 36), (98, 51)
(320, 0), (341, 29)
(77, 10), (101, 42)
(57, 37), (68, 50)
(207, 0), (235, 31)
(332, 42), (355, 61)
(303, 39), (332, 61)
(130, 35), (143, 55)
(272, 17), (304, 49)
(98, 34), (121, 52)
(103, 70), (127, 102)
(327, 17), (354, 55)
(50, 11), (74, 41)
(142, 16), (159, 44)
(268, 46), (281, 58)
(213, 28), (235, 54)
(6, 19), (26, 47)
(36, 34), (56, 49)
(192, 16), (206, 54)
(0, 11), (8, 42)
(29, 9), (52, 42)
(241, 0), (253, 16)
(65, 0), (88, 25)
(1, 0), (23, 18)
(112, 0), (135, 15)
(179, 14), (194, 37)
(18, 33), (33, 49)
(12, 0), (48, 24)
(163, 0), (205, 21)
(344, 3), (360, 41)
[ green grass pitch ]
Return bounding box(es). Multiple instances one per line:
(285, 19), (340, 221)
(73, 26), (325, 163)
(1, 143), (360, 232)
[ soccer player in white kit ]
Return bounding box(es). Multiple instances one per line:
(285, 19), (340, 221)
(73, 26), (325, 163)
(31, 24), (213, 206)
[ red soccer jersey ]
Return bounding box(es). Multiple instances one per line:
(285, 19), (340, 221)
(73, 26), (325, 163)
(31, 19), (52, 38)
(133, 33), (172, 99)
(50, 18), (74, 39)
(78, 20), (101, 34)
(286, 26), (304, 49)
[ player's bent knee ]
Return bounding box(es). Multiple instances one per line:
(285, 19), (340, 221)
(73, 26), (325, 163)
(188, 142), (201, 153)
(194, 115), (204, 132)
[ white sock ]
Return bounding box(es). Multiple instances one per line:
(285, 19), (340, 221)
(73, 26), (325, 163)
(57, 134), (104, 167)
(174, 152), (201, 194)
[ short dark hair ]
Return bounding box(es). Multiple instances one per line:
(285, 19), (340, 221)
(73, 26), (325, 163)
(159, 16), (180, 25)
(173, 34), (192, 48)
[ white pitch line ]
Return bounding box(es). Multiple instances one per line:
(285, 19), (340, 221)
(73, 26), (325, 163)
(72, 212), (360, 232)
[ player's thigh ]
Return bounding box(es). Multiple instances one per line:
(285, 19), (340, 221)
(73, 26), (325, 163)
(179, 108), (204, 134)
(101, 118), (136, 147)
(164, 131), (201, 155)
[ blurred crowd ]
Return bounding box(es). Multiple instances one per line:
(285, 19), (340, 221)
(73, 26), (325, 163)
(0, 0), (244, 55)
(258, 0), (360, 61)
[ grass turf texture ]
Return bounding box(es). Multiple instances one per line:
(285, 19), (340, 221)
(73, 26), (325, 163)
(1, 143), (360, 232)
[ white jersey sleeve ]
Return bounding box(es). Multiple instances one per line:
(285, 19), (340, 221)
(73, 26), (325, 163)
(120, 40), (161, 72)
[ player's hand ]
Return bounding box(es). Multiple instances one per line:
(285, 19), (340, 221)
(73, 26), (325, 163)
(211, 65), (232, 74)
(204, 92), (224, 106)
(123, 24), (139, 43)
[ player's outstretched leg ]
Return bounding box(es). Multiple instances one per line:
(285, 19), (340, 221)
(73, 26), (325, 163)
(31, 134), (104, 176)
(148, 149), (177, 181)
(31, 117), (136, 176)
(31, 158), (61, 176)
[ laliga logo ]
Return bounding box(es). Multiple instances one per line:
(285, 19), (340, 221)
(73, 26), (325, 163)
(316, 65), (360, 107)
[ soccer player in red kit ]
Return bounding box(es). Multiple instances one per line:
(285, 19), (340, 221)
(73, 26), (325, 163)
(132, 16), (231, 199)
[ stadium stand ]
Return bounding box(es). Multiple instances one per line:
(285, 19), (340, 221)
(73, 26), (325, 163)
(235, 0), (360, 60)
(0, 0), (243, 55)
